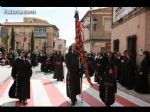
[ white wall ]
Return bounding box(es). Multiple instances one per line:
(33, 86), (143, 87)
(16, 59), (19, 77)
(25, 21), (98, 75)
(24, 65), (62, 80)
(84, 42), (91, 53)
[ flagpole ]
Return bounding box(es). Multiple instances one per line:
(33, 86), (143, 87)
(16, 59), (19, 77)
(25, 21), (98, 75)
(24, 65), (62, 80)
(75, 7), (83, 103)
(23, 42), (24, 50)
(80, 57), (83, 103)
(89, 7), (92, 52)
(75, 7), (78, 38)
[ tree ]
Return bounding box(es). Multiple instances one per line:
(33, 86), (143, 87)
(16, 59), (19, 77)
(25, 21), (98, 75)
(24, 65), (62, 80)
(5, 32), (9, 52)
(31, 30), (34, 52)
(44, 39), (47, 54)
(10, 26), (15, 50)
(4, 32), (9, 50)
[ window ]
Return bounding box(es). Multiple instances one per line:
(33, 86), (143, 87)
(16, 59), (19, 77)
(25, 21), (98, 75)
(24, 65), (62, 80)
(43, 28), (46, 32)
(93, 24), (96, 31)
(25, 29), (29, 35)
(37, 28), (39, 32)
(113, 39), (119, 52)
(36, 46), (38, 49)
(104, 20), (111, 31)
(34, 28), (37, 32)
(39, 28), (42, 32)
(15, 29), (20, 35)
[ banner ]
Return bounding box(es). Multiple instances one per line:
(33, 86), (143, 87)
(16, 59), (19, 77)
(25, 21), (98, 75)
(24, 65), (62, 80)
(74, 10), (93, 86)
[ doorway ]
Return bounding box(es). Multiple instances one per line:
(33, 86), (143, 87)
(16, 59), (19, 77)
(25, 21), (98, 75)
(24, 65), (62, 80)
(113, 39), (119, 52)
(127, 35), (137, 64)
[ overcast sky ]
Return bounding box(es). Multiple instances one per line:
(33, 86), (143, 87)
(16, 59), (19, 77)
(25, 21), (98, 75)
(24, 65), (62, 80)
(0, 7), (103, 47)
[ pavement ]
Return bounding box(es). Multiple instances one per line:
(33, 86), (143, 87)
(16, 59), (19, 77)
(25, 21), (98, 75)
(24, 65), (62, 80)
(0, 63), (150, 107)
(0, 65), (12, 85)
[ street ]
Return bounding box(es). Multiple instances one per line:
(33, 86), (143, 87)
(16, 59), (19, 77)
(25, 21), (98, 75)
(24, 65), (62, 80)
(0, 63), (150, 107)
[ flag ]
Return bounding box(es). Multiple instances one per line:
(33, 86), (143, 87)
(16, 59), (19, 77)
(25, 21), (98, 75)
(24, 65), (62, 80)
(74, 10), (93, 86)
(24, 36), (27, 42)
(74, 11), (85, 42)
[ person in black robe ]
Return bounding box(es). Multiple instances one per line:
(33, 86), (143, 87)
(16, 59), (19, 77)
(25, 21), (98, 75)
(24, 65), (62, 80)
(94, 53), (104, 84)
(53, 50), (64, 81)
(50, 52), (56, 72)
(0, 46), (5, 54)
(103, 53), (109, 73)
(119, 50), (128, 86)
(7, 50), (15, 67)
(99, 62), (116, 107)
(125, 52), (137, 90)
(37, 53), (41, 63)
(135, 51), (150, 93)
(31, 52), (37, 67)
(65, 43), (82, 106)
(114, 52), (119, 81)
(108, 52), (117, 93)
(115, 52), (121, 81)
(87, 53), (95, 77)
(40, 54), (47, 72)
(45, 56), (51, 73)
(8, 49), (32, 105)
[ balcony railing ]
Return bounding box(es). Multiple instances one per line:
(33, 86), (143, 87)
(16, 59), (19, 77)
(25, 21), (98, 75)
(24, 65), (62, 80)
(34, 32), (47, 37)
(92, 36), (111, 40)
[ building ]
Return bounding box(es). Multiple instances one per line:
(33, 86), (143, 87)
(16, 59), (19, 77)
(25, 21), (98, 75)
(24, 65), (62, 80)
(81, 7), (112, 54)
(54, 38), (66, 54)
(112, 7), (150, 65)
(1, 17), (59, 54)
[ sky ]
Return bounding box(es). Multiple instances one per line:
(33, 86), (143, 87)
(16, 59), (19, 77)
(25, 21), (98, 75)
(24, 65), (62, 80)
(0, 7), (103, 47)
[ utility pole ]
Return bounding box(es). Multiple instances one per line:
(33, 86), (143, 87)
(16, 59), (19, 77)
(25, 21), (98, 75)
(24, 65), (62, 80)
(75, 7), (78, 38)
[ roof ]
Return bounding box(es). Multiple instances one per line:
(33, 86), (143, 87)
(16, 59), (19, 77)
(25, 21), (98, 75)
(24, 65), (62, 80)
(80, 7), (112, 22)
(1, 22), (53, 27)
(1, 22), (59, 31)
(1, 17), (59, 30)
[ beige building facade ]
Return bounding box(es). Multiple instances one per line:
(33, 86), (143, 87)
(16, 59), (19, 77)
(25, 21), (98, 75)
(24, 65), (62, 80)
(112, 7), (150, 65)
(54, 38), (66, 54)
(81, 7), (112, 54)
(1, 17), (59, 54)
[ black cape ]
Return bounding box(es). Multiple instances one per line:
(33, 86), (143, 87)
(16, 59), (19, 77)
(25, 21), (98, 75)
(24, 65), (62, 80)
(9, 58), (32, 99)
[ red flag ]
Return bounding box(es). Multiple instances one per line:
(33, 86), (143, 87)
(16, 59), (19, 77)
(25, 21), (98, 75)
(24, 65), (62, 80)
(75, 10), (93, 86)
(24, 36), (27, 42)
(76, 20), (85, 42)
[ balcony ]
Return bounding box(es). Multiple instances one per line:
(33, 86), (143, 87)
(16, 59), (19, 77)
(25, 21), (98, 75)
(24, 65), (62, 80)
(91, 36), (111, 41)
(34, 32), (47, 37)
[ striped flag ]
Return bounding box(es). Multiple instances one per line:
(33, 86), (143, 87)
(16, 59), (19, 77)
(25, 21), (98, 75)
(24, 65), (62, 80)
(74, 10), (85, 42)
(74, 10), (93, 86)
